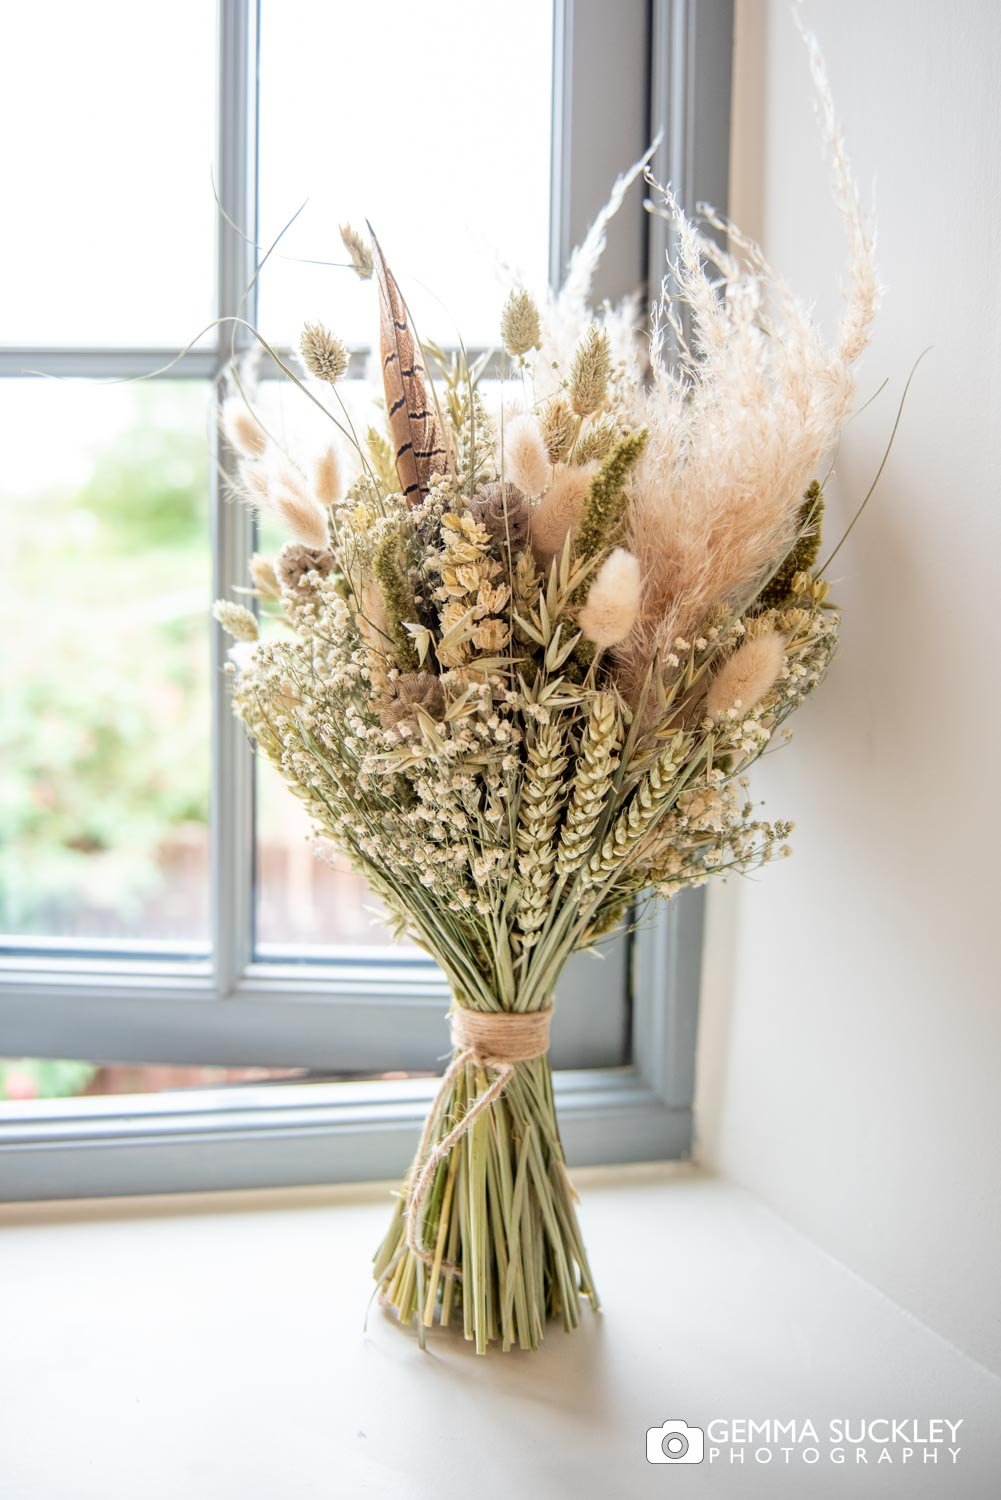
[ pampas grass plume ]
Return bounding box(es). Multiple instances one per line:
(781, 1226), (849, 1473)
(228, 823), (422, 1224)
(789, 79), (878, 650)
(706, 630), (786, 717)
(314, 446), (343, 507)
(579, 548), (642, 649)
(222, 399), (267, 459)
(502, 413), (550, 497)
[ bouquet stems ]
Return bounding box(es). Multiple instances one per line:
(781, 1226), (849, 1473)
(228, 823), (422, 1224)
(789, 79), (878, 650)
(373, 1053), (599, 1353)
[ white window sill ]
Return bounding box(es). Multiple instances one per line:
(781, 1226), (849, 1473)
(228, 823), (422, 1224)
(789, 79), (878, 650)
(3, 1164), (999, 1497)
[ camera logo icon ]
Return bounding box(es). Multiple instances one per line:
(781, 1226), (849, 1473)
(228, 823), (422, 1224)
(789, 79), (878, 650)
(646, 1420), (705, 1464)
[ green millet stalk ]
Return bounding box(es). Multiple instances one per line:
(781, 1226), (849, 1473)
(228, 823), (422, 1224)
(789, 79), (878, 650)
(756, 480), (825, 611)
(565, 638), (596, 682)
(372, 528), (420, 671)
(570, 430), (648, 604)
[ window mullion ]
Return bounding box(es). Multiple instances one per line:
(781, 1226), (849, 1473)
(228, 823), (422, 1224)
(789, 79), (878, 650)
(648, 0), (734, 346)
(211, 0), (259, 995)
(0, 349), (217, 380)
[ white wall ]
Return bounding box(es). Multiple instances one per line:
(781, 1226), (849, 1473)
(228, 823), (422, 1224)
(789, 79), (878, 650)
(696, 0), (1001, 1375)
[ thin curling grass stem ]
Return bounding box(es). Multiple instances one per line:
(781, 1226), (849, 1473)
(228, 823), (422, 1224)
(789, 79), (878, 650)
(373, 1049), (598, 1354)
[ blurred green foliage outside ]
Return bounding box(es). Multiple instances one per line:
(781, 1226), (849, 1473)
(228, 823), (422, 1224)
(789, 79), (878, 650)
(0, 383), (212, 943)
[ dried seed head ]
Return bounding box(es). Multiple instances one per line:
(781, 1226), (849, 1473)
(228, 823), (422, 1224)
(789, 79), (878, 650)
(275, 541), (336, 593)
(777, 606), (812, 634)
(574, 417), (618, 464)
(300, 322), (349, 383)
(249, 553), (280, 599)
(578, 548), (642, 648)
(379, 671), (446, 730)
(743, 610), (779, 640)
(213, 599), (259, 642)
(570, 325), (611, 416)
(467, 482), (531, 553)
(222, 399), (267, 459)
(699, 602), (734, 638)
(339, 222), (374, 280)
(539, 397), (575, 464)
(500, 288), (541, 358)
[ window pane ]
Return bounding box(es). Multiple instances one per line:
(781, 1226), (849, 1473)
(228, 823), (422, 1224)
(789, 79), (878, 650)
(257, 0), (554, 348)
(0, 1060), (305, 1104)
(0, 3), (216, 347)
(0, 1059), (435, 1107)
(256, 761), (402, 954)
(0, 380), (212, 947)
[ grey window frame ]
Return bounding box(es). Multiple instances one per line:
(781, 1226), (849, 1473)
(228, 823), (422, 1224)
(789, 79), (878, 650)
(0, 0), (731, 1201)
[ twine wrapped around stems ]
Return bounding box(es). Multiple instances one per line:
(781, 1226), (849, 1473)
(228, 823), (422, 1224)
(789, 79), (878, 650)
(404, 1008), (553, 1269)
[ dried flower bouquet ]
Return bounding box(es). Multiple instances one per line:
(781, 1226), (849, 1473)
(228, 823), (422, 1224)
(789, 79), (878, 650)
(214, 31), (877, 1352)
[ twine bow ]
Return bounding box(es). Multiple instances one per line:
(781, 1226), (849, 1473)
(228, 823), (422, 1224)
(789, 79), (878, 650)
(404, 1008), (553, 1271)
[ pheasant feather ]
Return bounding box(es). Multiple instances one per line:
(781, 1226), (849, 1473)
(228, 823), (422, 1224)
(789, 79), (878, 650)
(368, 225), (449, 505)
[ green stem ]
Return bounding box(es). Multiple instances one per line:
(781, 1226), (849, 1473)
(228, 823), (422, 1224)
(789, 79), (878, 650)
(372, 1047), (596, 1353)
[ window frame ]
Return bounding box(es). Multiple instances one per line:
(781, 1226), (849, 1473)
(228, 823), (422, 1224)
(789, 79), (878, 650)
(0, 0), (731, 1199)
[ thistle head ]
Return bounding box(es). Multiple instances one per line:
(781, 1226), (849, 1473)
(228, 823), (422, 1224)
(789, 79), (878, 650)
(275, 542), (336, 594)
(467, 482), (531, 554)
(379, 672), (446, 731)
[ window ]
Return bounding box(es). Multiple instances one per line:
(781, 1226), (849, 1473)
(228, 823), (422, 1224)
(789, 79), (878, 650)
(2, 382), (212, 950)
(257, 0), (554, 349)
(0, 0), (726, 1199)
